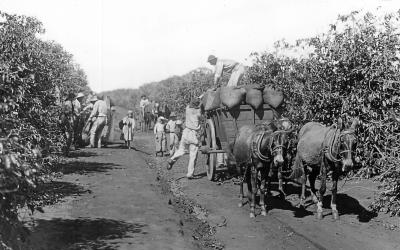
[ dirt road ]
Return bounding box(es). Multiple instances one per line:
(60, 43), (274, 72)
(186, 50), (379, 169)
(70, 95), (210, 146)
(20, 132), (400, 250)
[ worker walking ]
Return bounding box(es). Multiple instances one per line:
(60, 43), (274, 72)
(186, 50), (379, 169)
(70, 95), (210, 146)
(207, 55), (246, 87)
(167, 99), (203, 179)
(88, 96), (108, 148)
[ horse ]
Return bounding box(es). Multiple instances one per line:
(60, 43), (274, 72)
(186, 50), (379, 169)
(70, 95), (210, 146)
(159, 103), (171, 119)
(290, 118), (358, 220)
(142, 111), (153, 132)
(229, 119), (291, 218)
(141, 104), (154, 132)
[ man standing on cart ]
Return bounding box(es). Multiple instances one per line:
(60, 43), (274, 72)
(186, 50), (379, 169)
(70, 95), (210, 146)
(166, 99), (203, 179)
(207, 55), (246, 87)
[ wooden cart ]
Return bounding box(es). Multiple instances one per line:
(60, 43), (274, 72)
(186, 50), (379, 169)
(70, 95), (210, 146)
(202, 104), (279, 181)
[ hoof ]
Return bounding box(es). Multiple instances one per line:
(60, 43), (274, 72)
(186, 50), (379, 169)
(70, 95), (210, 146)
(261, 210), (267, 216)
(249, 213), (255, 218)
(317, 211), (323, 220)
(238, 203), (243, 208)
(332, 211), (339, 221)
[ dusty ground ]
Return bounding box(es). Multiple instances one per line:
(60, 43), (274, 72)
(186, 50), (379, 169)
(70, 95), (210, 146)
(16, 131), (400, 250)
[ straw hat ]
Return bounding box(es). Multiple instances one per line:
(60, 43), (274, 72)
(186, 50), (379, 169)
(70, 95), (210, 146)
(76, 92), (85, 98)
(170, 112), (177, 117)
(207, 55), (217, 63)
(176, 120), (183, 125)
(128, 110), (133, 114)
(90, 96), (98, 102)
(158, 116), (167, 122)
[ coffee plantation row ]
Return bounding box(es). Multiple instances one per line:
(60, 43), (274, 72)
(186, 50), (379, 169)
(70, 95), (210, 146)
(0, 9), (90, 230)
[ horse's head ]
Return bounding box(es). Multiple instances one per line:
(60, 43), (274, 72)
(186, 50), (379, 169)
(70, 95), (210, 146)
(337, 118), (359, 172)
(270, 118), (294, 165)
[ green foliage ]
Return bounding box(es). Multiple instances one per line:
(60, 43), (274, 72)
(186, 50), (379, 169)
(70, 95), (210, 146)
(248, 10), (400, 215)
(0, 10), (89, 228)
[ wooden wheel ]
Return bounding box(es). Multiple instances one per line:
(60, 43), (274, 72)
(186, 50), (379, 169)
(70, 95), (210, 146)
(205, 119), (217, 181)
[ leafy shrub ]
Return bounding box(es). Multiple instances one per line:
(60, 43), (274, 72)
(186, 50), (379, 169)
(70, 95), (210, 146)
(0, 10), (89, 227)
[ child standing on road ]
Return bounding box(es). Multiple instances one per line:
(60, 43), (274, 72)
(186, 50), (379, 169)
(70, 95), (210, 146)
(122, 110), (136, 149)
(166, 112), (179, 156)
(154, 116), (167, 156)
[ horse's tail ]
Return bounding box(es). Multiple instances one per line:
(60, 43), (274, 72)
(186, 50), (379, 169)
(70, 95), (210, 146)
(288, 153), (304, 181)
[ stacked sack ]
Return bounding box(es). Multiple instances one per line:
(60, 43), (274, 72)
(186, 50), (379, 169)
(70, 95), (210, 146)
(201, 85), (284, 111)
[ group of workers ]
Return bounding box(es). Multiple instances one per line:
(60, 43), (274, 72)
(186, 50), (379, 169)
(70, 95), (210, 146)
(61, 92), (109, 156)
(62, 54), (244, 180)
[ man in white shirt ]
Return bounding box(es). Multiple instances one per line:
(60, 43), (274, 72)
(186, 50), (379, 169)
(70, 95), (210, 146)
(139, 95), (150, 118)
(166, 112), (179, 156)
(207, 55), (246, 87)
(167, 99), (203, 179)
(88, 96), (108, 148)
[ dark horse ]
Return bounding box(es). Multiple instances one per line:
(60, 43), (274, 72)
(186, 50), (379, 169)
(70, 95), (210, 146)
(229, 119), (292, 218)
(142, 105), (153, 132)
(290, 118), (358, 220)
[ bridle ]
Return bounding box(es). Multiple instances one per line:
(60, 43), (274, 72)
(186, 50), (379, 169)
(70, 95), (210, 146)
(254, 129), (293, 162)
(325, 127), (356, 163)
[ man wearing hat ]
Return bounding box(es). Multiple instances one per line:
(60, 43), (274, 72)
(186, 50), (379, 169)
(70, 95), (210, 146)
(73, 92), (85, 148)
(167, 99), (203, 179)
(166, 112), (179, 156)
(207, 55), (246, 87)
(88, 95), (108, 148)
(139, 94), (150, 118)
(60, 92), (76, 156)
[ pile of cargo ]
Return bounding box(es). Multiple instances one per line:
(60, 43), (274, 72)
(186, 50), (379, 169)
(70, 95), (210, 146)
(201, 85), (284, 111)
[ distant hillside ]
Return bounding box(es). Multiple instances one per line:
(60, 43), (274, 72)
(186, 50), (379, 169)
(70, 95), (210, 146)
(101, 67), (214, 116)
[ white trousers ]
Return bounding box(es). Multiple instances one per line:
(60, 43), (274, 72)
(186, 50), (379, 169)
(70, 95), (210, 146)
(90, 116), (106, 148)
(170, 128), (199, 177)
(227, 64), (246, 87)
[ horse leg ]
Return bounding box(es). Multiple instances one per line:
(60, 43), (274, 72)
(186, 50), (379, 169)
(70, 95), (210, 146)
(308, 169), (319, 204)
(238, 164), (245, 208)
(249, 166), (257, 218)
(266, 164), (273, 197)
(331, 167), (340, 220)
(299, 164), (307, 208)
(278, 165), (287, 199)
(259, 163), (267, 216)
(316, 159), (328, 220)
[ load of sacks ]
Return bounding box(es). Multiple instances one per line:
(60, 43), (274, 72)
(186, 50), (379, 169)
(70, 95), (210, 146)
(201, 84), (284, 111)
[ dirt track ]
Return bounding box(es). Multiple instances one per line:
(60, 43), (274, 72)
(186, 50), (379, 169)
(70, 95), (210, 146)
(20, 132), (400, 250)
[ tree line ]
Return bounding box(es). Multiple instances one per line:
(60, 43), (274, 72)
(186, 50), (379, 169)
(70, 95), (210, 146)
(0, 11), (90, 246)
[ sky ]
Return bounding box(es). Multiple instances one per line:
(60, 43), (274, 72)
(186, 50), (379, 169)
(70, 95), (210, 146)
(0, 0), (399, 92)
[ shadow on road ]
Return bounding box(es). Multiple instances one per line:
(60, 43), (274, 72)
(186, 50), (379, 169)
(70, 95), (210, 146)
(323, 193), (377, 222)
(55, 161), (121, 175)
(4, 217), (147, 250)
(67, 150), (98, 158)
(32, 181), (90, 207)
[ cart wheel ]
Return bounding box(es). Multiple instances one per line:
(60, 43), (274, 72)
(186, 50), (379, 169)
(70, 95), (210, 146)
(205, 119), (217, 181)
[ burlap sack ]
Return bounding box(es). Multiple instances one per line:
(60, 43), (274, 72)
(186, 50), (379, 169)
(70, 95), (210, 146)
(263, 86), (284, 108)
(220, 87), (246, 109)
(202, 88), (221, 111)
(244, 85), (263, 109)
